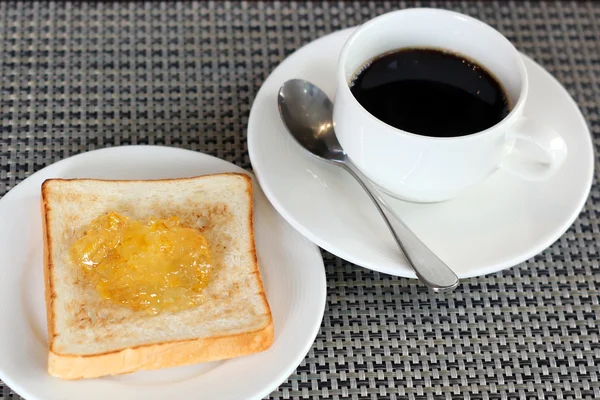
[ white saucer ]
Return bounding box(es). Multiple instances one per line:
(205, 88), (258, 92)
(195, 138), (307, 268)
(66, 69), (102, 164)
(248, 28), (594, 279)
(0, 146), (326, 400)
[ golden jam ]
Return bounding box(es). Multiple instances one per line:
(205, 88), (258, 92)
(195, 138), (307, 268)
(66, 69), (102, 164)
(69, 212), (212, 314)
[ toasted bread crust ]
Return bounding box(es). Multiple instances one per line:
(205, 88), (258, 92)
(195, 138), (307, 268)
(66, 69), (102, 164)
(244, 174), (274, 335)
(41, 180), (56, 352)
(48, 321), (274, 379)
(42, 172), (248, 184)
(42, 173), (274, 379)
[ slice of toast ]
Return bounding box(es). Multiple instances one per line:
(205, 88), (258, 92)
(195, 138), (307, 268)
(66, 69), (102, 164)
(41, 173), (273, 379)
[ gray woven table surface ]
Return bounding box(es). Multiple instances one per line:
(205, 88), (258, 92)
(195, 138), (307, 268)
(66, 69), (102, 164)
(1, 1), (599, 399)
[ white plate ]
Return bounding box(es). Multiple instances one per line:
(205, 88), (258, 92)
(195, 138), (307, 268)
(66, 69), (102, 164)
(248, 28), (594, 279)
(0, 146), (326, 400)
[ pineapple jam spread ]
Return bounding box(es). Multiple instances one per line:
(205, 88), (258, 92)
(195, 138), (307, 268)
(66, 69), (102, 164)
(69, 212), (212, 314)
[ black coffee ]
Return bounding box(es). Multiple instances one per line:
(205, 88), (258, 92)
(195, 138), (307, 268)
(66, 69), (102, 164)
(349, 48), (510, 137)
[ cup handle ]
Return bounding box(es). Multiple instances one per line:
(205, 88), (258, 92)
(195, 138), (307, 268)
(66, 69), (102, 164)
(500, 117), (568, 181)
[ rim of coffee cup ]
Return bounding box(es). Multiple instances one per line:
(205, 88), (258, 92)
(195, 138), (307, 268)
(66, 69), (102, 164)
(336, 8), (530, 141)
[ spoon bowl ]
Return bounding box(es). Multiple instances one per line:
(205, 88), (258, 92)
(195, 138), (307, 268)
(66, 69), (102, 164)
(278, 79), (346, 163)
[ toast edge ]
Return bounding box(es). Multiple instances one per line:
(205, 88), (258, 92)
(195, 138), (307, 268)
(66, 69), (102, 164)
(41, 180), (57, 357)
(244, 173), (274, 343)
(41, 172), (250, 185)
(48, 320), (274, 379)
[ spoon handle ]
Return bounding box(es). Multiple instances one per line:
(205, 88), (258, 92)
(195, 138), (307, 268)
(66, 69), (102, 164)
(342, 160), (459, 293)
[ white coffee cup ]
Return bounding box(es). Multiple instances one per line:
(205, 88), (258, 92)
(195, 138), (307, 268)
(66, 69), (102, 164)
(332, 8), (567, 203)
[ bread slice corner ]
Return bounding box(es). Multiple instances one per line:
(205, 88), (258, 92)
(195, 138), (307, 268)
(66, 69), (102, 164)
(41, 173), (273, 379)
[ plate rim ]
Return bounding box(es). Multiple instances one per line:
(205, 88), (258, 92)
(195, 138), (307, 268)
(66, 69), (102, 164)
(0, 145), (327, 400)
(247, 27), (595, 279)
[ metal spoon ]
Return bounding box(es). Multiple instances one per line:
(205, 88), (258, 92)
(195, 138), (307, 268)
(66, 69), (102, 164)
(277, 79), (459, 293)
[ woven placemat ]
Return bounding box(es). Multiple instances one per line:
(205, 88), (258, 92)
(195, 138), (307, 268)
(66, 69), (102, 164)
(1, 1), (599, 399)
